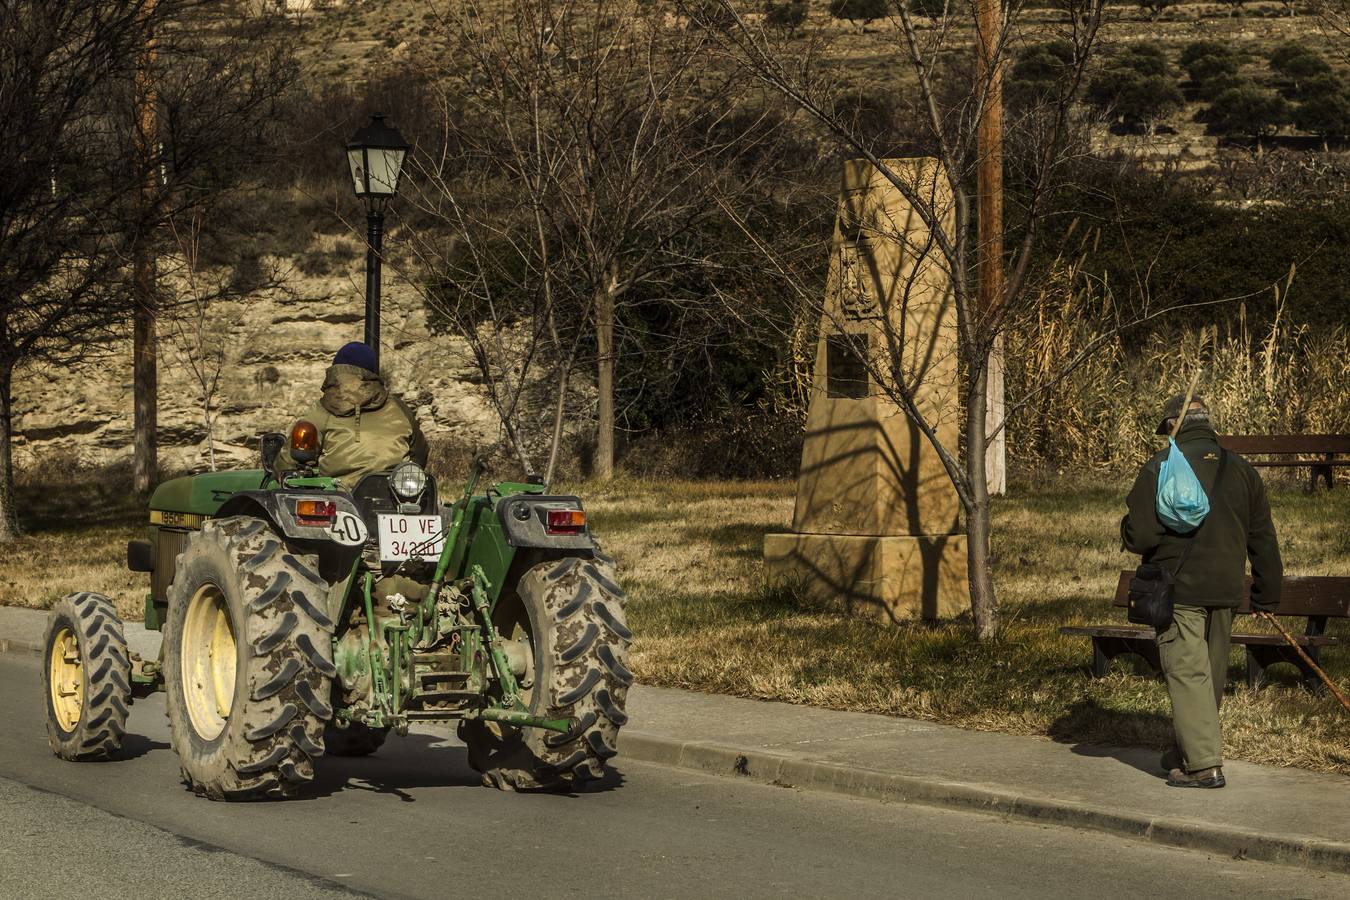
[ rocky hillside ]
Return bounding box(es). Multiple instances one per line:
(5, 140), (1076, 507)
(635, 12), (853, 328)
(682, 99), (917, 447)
(12, 255), (504, 479)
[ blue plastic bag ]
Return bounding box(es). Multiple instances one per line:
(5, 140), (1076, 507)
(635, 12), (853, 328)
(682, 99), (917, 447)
(1156, 438), (1209, 532)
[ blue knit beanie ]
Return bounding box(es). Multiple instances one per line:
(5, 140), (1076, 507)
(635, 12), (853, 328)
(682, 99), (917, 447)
(333, 341), (377, 372)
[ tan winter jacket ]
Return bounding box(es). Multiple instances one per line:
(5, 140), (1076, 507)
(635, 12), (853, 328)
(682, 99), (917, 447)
(289, 364), (428, 485)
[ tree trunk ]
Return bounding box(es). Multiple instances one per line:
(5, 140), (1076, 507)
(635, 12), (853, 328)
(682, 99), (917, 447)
(544, 361), (572, 486)
(204, 405), (215, 472)
(594, 283), (615, 480)
(977, 0), (1006, 498)
(132, 6), (158, 496)
(0, 362), (20, 541)
(984, 336), (1007, 495)
(133, 283), (157, 493)
(965, 359), (999, 640)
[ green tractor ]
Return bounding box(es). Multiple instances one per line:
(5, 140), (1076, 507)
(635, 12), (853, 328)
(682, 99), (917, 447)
(41, 425), (630, 799)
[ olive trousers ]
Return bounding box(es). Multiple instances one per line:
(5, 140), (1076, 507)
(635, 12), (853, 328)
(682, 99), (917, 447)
(1156, 604), (1233, 771)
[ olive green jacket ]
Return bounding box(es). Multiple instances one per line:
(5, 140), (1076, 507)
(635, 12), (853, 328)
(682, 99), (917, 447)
(1120, 420), (1282, 610)
(289, 364), (428, 485)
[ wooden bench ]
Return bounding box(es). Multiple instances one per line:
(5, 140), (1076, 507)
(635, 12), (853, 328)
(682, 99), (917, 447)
(1218, 434), (1350, 491)
(1060, 572), (1348, 691)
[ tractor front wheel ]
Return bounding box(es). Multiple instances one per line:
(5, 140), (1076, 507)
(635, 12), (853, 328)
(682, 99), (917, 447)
(42, 592), (131, 760)
(163, 516), (336, 800)
(463, 556), (632, 791)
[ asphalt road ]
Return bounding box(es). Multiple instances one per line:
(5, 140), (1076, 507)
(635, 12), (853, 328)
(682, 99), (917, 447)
(1, 654), (1346, 900)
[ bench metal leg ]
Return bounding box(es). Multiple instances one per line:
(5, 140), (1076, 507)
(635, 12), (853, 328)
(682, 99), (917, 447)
(1310, 464), (1333, 492)
(1090, 636), (1161, 677)
(1245, 645), (1324, 693)
(1246, 650), (1266, 691)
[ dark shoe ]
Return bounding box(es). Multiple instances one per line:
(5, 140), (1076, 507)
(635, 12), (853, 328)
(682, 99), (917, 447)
(1167, 766), (1225, 788)
(1160, 747), (1183, 773)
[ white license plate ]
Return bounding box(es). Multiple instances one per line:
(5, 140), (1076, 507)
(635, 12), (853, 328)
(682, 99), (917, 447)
(376, 514), (445, 561)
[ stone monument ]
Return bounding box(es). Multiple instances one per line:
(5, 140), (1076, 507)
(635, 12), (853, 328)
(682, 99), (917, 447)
(763, 158), (968, 622)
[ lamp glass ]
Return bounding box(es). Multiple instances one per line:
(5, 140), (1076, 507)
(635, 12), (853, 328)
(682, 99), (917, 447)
(364, 146), (405, 196)
(346, 148), (368, 195)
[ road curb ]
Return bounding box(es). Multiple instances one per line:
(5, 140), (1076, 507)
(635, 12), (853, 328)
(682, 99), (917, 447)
(0, 638), (40, 655)
(620, 733), (1350, 876)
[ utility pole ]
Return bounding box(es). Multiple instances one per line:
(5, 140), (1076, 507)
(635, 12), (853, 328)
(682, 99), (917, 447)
(133, 0), (158, 495)
(977, 0), (1006, 496)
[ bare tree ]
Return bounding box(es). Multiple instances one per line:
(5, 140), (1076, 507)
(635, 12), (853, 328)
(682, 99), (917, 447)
(406, 0), (781, 481)
(0, 1), (168, 539)
(161, 212), (289, 471)
(0, 1), (298, 538)
(129, 2), (300, 492)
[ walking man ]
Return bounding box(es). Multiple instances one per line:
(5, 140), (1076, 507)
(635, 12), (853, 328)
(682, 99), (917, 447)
(1120, 394), (1282, 788)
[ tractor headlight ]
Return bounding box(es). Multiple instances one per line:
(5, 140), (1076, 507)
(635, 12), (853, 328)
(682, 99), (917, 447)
(390, 462), (427, 501)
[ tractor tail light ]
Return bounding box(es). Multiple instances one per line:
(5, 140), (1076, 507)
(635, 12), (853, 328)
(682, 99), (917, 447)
(545, 509), (586, 535)
(295, 499), (336, 527)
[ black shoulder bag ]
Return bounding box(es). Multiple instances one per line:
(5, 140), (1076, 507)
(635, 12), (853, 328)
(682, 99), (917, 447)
(1126, 449), (1229, 630)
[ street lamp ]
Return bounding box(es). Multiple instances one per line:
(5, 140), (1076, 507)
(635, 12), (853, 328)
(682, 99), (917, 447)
(346, 113), (409, 369)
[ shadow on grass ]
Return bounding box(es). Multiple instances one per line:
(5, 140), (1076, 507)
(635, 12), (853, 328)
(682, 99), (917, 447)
(1047, 699), (1173, 779)
(17, 475), (142, 533)
(694, 522), (771, 549)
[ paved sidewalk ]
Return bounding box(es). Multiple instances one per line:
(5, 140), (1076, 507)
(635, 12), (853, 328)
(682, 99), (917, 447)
(3, 604), (1347, 873)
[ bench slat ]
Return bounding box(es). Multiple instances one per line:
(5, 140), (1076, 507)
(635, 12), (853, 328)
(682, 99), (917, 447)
(1218, 434), (1350, 454)
(1112, 572), (1350, 618)
(1059, 626), (1152, 638)
(1231, 634), (1340, 647)
(1246, 459), (1350, 467)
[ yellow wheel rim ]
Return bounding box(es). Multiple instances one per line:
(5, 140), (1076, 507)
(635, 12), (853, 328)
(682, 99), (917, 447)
(48, 626), (83, 732)
(181, 584), (237, 741)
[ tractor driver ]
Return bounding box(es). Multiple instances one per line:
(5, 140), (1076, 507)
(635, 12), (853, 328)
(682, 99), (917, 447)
(288, 341), (428, 484)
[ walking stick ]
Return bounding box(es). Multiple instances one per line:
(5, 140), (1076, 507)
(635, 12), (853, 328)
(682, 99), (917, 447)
(1170, 367), (1203, 440)
(1257, 611), (1350, 713)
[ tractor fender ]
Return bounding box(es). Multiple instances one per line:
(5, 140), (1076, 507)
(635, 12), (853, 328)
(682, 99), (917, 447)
(214, 490), (365, 544)
(495, 494), (598, 551)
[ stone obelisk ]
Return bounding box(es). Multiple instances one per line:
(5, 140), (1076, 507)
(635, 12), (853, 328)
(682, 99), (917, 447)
(763, 158), (968, 622)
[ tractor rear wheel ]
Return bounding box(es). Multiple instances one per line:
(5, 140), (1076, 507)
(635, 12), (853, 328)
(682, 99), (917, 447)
(42, 592), (131, 761)
(323, 721), (389, 757)
(463, 555), (631, 791)
(163, 516), (336, 800)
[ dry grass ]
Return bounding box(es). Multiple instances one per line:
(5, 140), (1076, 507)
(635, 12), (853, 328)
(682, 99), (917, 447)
(0, 467), (145, 620)
(1007, 262), (1350, 473)
(4, 469), (1345, 773)
(575, 475), (1350, 776)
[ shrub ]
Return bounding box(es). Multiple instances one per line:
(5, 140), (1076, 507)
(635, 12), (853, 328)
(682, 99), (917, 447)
(1294, 74), (1350, 141)
(1113, 42), (1170, 78)
(1206, 80), (1291, 138)
(764, 0), (809, 34)
(1136, 0), (1176, 21)
(906, 0), (949, 19)
(1179, 41), (1241, 99)
(1086, 43), (1182, 132)
(830, 0), (889, 23)
(1267, 42), (1332, 95)
(833, 89), (901, 151)
(1008, 40), (1075, 108)
(684, 0), (737, 29)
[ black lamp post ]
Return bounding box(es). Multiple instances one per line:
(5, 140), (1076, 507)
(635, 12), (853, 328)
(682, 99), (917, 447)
(346, 113), (409, 369)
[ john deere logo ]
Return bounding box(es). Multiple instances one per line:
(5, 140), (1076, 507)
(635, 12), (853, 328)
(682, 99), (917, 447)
(1204, 453), (1218, 460)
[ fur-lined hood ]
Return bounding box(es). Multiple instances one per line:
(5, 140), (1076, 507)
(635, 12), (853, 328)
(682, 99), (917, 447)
(318, 364), (388, 418)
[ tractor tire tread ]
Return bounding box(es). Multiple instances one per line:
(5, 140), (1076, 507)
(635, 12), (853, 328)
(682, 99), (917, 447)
(164, 516), (334, 801)
(467, 558), (630, 791)
(42, 592), (131, 761)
